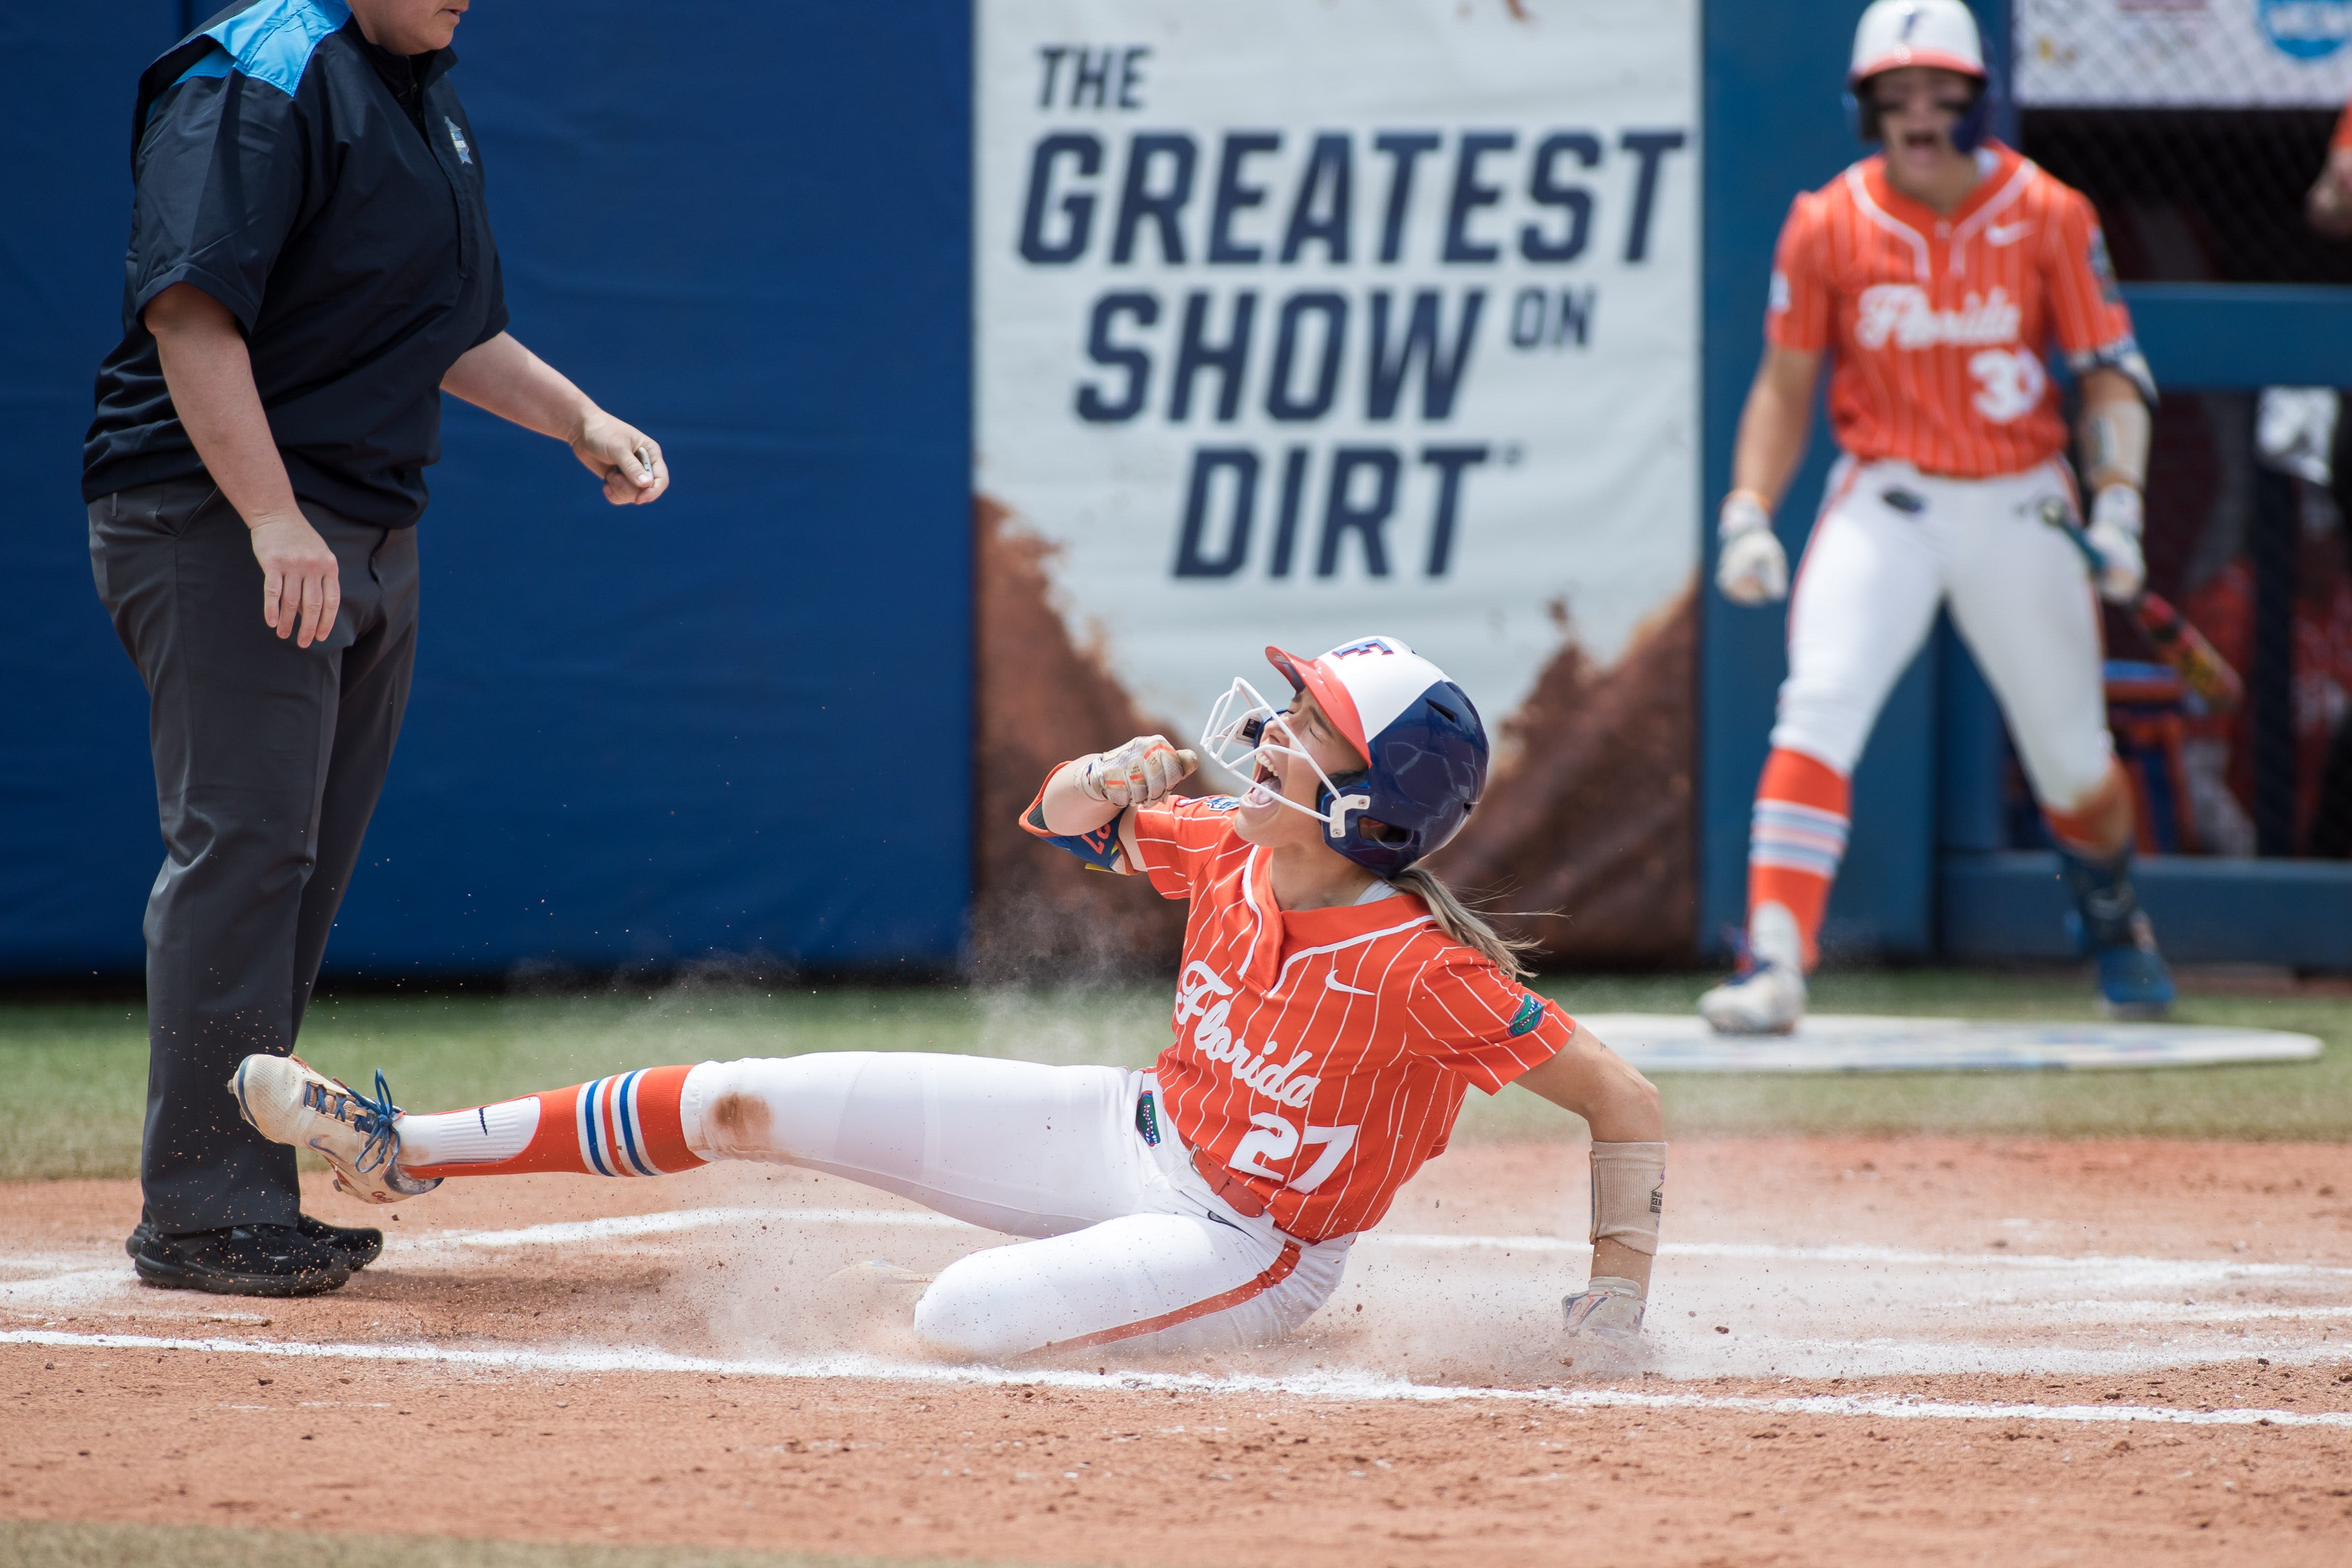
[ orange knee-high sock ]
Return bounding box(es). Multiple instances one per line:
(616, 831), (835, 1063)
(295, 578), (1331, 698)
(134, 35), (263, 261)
(1747, 748), (1853, 971)
(2044, 761), (2135, 862)
(396, 1065), (706, 1179)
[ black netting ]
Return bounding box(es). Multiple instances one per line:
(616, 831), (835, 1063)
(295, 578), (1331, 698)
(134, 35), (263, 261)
(2021, 109), (2350, 283)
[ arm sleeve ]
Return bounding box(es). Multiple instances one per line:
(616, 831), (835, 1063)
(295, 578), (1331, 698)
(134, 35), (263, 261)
(1763, 191), (1832, 352)
(127, 64), (308, 332)
(2045, 189), (2155, 401)
(1404, 956), (1578, 1095)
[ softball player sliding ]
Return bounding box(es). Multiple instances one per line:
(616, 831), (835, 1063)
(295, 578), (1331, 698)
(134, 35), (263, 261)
(230, 637), (1668, 1358)
(1701, 0), (2173, 1034)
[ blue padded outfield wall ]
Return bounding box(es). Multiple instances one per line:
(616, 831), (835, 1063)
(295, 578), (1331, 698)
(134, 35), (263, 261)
(7, 0), (2344, 979)
(0, 2), (973, 977)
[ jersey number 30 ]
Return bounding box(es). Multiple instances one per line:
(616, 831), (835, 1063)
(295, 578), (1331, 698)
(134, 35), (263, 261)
(1230, 1112), (1359, 1194)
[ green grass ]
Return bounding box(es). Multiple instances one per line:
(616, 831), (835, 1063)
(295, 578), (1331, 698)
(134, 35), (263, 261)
(0, 969), (2346, 1181)
(0, 1521), (1076, 1568)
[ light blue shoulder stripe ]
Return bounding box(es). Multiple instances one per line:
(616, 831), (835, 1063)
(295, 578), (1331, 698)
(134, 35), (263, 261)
(171, 49), (234, 90)
(185, 0), (353, 99)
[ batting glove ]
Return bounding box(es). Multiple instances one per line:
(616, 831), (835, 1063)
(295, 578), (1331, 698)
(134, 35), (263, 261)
(1072, 735), (1198, 808)
(1714, 490), (1788, 606)
(2085, 486), (2147, 603)
(1563, 1277), (1646, 1345)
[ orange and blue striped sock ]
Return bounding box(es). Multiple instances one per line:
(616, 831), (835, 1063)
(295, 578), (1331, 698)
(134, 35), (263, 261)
(1746, 748), (1852, 972)
(396, 1065), (706, 1180)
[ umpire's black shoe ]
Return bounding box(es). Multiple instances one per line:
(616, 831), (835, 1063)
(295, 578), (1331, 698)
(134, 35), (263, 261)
(127, 1213), (383, 1271)
(297, 1214), (383, 1268)
(132, 1223), (352, 1298)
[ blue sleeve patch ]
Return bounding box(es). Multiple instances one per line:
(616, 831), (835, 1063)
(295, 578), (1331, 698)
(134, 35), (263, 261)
(1506, 992), (1546, 1038)
(1200, 795), (1242, 811)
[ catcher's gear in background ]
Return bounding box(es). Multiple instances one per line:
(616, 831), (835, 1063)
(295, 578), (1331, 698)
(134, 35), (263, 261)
(1201, 636), (1488, 876)
(1847, 0), (1995, 153)
(1716, 490), (1789, 606)
(1072, 735), (1198, 809)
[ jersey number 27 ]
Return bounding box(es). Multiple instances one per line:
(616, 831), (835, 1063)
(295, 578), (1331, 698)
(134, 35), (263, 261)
(1231, 1113), (1359, 1193)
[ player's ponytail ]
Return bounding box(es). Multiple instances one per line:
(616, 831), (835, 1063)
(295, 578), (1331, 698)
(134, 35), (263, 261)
(1387, 866), (1541, 981)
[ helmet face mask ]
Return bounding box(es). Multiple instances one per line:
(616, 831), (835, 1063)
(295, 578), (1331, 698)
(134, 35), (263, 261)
(1853, 66), (1993, 154)
(1200, 677), (1372, 843)
(1202, 638), (1492, 877)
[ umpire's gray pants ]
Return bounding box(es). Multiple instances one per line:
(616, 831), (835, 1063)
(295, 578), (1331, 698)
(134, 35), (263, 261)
(89, 477), (419, 1234)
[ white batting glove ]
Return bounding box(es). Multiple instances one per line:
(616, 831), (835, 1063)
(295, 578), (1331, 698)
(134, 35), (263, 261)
(1715, 491), (1788, 606)
(2085, 486), (2146, 604)
(1563, 1276), (1646, 1345)
(1071, 735), (1198, 809)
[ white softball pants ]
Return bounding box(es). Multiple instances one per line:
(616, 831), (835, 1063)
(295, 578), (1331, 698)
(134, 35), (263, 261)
(1776, 456), (2115, 811)
(678, 1053), (1350, 1360)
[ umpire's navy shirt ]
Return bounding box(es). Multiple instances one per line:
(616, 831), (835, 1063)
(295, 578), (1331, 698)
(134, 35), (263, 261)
(83, 0), (506, 528)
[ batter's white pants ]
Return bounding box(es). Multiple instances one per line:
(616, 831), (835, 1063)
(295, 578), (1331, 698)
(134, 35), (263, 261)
(1777, 456), (2115, 811)
(679, 1053), (1350, 1360)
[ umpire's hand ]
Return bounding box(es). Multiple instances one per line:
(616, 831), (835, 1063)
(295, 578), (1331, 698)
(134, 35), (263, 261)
(249, 512), (342, 648)
(572, 413), (669, 507)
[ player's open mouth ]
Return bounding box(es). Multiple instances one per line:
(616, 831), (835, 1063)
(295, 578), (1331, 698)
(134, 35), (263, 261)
(1244, 761), (1280, 808)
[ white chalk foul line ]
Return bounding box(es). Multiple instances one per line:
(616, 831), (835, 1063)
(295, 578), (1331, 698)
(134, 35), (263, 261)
(7, 1327), (2349, 1430)
(413, 1207), (2352, 1285)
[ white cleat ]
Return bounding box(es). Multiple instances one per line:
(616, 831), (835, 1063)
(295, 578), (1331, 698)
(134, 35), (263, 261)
(1563, 1284), (1646, 1346)
(1698, 901), (1809, 1036)
(228, 1055), (440, 1206)
(1697, 962), (1808, 1035)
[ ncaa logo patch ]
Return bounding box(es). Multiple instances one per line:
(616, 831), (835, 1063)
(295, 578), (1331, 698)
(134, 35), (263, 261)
(2260, 0), (2352, 61)
(445, 117), (473, 165)
(1507, 992), (1545, 1038)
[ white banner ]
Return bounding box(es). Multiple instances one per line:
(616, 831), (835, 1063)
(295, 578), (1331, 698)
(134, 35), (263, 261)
(2017, 0), (2352, 108)
(974, 0), (1698, 766)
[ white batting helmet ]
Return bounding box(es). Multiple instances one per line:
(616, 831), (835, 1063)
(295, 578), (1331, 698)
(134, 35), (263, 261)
(1848, 0), (1995, 151)
(1850, 0), (1987, 85)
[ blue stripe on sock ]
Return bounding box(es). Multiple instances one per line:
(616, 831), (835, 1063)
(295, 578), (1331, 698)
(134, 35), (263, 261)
(615, 1069), (652, 1176)
(580, 1078), (614, 1177)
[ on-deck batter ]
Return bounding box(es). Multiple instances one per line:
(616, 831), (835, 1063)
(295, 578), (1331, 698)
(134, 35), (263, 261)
(1702, 0), (2173, 1035)
(229, 637), (1668, 1358)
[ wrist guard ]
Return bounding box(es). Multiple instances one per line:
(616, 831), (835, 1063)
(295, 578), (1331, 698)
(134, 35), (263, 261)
(1588, 1141), (1666, 1256)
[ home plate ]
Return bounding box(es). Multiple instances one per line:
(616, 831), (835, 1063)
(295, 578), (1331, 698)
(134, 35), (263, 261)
(1575, 1013), (2324, 1073)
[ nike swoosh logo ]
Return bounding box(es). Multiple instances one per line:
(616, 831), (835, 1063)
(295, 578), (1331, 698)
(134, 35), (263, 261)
(1325, 971), (1374, 997)
(1986, 221), (2035, 247)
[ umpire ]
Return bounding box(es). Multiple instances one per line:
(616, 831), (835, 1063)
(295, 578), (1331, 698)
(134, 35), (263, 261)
(84, 0), (668, 1296)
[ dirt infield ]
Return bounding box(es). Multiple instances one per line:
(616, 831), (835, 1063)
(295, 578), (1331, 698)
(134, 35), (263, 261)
(6, 1137), (2352, 1566)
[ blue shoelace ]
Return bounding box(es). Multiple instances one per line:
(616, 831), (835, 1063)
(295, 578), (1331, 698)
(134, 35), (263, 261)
(1721, 923), (1780, 980)
(349, 1069), (403, 1176)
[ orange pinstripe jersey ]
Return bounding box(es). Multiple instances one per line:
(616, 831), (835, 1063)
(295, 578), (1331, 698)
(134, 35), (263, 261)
(1025, 791), (1573, 1242)
(1768, 143), (2140, 478)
